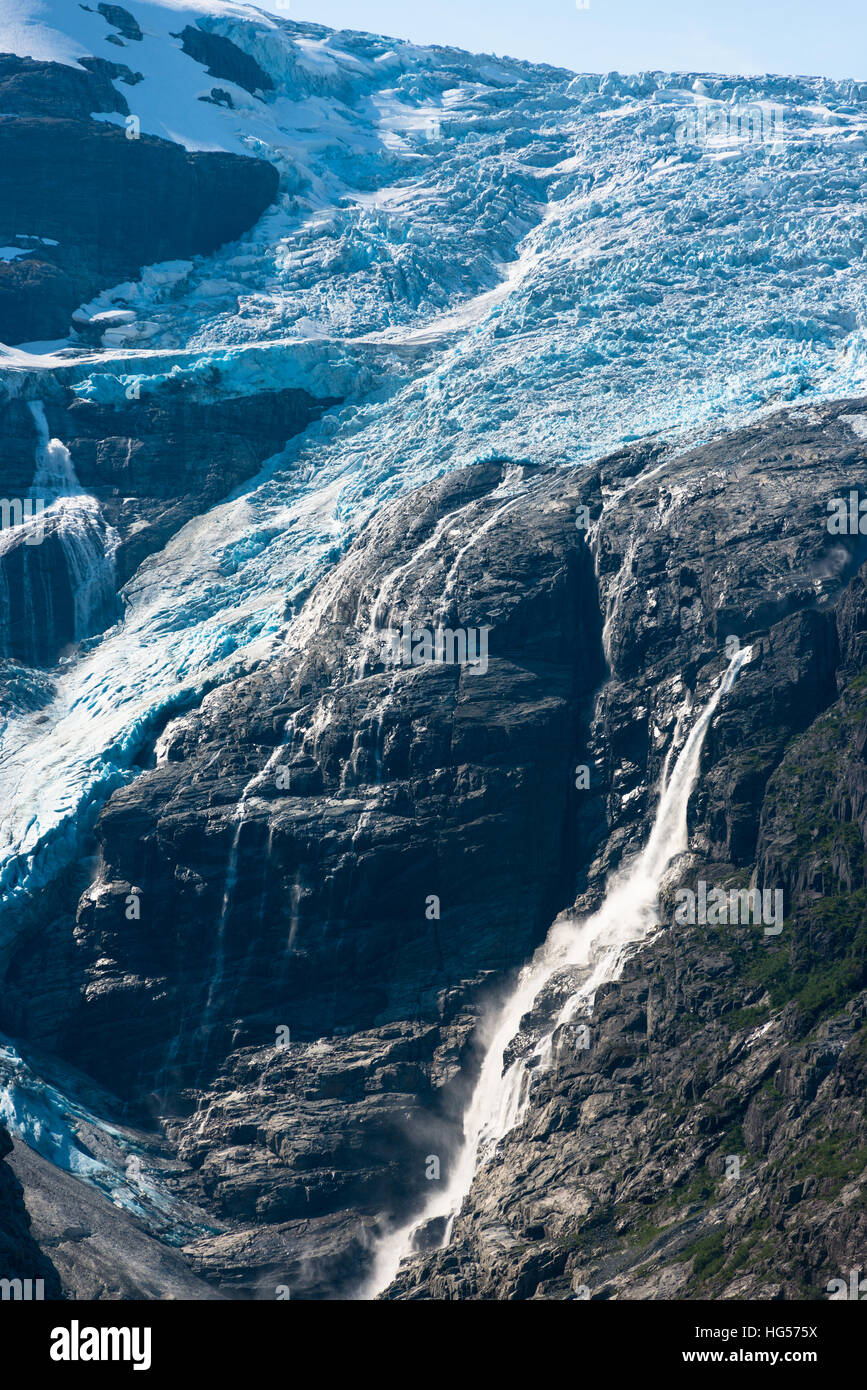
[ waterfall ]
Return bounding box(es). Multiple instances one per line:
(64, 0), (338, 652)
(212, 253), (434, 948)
(203, 816), (244, 1026)
(361, 644), (753, 1297)
(21, 401), (118, 646)
(198, 718), (298, 1060)
(28, 402), (82, 499)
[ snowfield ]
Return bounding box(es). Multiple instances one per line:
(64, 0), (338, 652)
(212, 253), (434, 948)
(0, 0), (865, 932)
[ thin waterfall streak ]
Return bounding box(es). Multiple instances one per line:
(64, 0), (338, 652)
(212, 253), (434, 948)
(659, 694), (691, 794)
(436, 494), (522, 618)
(194, 717), (296, 1072)
(358, 645), (753, 1299)
(354, 504), (469, 678)
(287, 867), (303, 950)
(203, 817), (243, 1026)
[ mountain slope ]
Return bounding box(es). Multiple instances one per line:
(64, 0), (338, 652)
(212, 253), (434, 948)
(0, 1), (865, 1302)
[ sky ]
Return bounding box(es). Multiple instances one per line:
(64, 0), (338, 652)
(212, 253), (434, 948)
(267, 0), (867, 80)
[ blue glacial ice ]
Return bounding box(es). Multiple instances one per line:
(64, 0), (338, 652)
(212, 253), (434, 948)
(0, 1037), (218, 1240)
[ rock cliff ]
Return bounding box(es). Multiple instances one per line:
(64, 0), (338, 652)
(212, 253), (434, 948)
(3, 397), (864, 1298)
(0, 53), (278, 343)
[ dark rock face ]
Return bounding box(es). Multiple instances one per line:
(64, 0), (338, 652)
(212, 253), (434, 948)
(0, 56), (279, 342)
(97, 4), (144, 44)
(4, 397), (867, 1299)
(387, 401), (867, 1300)
(0, 53), (129, 120)
(0, 1124), (63, 1299)
(176, 26), (274, 96)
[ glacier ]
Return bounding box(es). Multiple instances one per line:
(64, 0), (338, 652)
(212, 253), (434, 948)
(0, 2), (866, 984)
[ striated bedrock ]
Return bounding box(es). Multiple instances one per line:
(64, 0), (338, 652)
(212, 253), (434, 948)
(0, 384), (335, 666)
(5, 398), (867, 1298)
(0, 1123), (63, 1297)
(387, 405), (867, 1301)
(0, 55), (279, 343)
(8, 457), (602, 1295)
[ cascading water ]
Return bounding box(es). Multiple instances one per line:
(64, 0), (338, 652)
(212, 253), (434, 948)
(20, 401), (118, 646)
(361, 644), (753, 1298)
(28, 402), (81, 498)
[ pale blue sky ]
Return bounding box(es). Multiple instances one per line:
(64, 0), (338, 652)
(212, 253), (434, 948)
(276, 0), (867, 80)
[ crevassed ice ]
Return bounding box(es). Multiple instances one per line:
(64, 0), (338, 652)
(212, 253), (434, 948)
(0, 8), (865, 940)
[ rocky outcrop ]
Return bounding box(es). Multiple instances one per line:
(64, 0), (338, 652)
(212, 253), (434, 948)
(176, 26), (274, 96)
(97, 4), (144, 44)
(0, 53), (130, 120)
(0, 55), (279, 342)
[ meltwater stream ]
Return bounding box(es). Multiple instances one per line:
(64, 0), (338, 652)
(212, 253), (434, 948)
(362, 644), (753, 1297)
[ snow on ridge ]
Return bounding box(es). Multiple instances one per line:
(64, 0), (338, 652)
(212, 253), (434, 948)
(4, 0), (865, 161)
